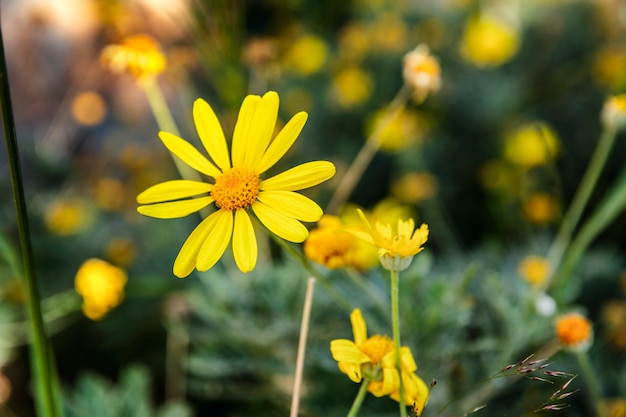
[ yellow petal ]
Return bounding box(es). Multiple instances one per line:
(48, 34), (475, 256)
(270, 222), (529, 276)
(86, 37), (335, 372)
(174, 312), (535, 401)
(232, 209), (257, 273)
(261, 161), (336, 191)
(257, 191), (322, 222)
(399, 346), (417, 373)
(344, 228), (376, 247)
(255, 111), (307, 174)
(137, 197), (213, 219)
(232, 94), (261, 167)
(173, 213), (220, 278)
(159, 131), (221, 178)
(402, 373), (430, 410)
(330, 339), (370, 364)
(243, 91), (279, 169)
(350, 309), (368, 345)
(137, 180), (212, 204)
(196, 210), (233, 271)
(252, 201), (309, 242)
(193, 98), (231, 171)
(338, 361), (363, 383)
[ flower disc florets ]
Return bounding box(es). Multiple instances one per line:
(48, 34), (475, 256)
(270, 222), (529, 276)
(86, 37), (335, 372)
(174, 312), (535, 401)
(211, 167), (260, 211)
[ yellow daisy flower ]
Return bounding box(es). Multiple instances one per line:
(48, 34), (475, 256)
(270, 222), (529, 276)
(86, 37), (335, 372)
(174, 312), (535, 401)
(75, 259), (127, 321)
(349, 209), (428, 271)
(330, 309), (429, 414)
(137, 91), (335, 277)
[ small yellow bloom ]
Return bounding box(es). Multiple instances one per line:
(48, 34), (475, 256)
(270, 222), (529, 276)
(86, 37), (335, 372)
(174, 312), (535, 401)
(44, 198), (93, 236)
(137, 91), (335, 277)
(367, 108), (426, 152)
(518, 255), (551, 288)
(333, 66), (373, 108)
(304, 215), (378, 271)
(503, 122), (560, 167)
(555, 312), (593, 352)
(601, 94), (626, 130)
(522, 192), (560, 225)
(283, 34), (327, 76)
(100, 34), (166, 82)
(461, 14), (520, 67)
(330, 309), (429, 413)
(402, 45), (441, 101)
(350, 209), (428, 271)
(75, 258), (127, 321)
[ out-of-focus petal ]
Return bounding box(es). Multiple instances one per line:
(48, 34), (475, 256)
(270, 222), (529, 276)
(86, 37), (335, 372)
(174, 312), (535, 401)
(350, 309), (368, 345)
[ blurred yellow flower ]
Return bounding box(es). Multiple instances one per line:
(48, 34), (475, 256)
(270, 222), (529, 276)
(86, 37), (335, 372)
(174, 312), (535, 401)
(338, 22), (370, 62)
(100, 34), (166, 82)
(75, 258), (127, 321)
(330, 309), (429, 413)
(403, 45), (441, 101)
(602, 398), (626, 417)
(137, 91), (335, 277)
(601, 94), (626, 130)
(350, 209), (428, 271)
(105, 237), (137, 268)
(522, 192), (560, 225)
(304, 215), (378, 271)
(371, 13), (409, 53)
(333, 66), (373, 107)
(503, 122), (560, 167)
(555, 312), (593, 352)
(95, 177), (127, 212)
(518, 255), (551, 288)
(461, 15), (520, 67)
(479, 160), (514, 191)
(71, 91), (107, 126)
(368, 107), (426, 152)
(370, 198), (415, 227)
(601, 300), (626, 350)
(44, 198), (93, 236)
(593, 46), (626, 89)
(391, 172), (438, 203)
(283, 34), (327, 76)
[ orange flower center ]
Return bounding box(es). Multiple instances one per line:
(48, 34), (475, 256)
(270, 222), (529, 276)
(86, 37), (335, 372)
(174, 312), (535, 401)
(412, 58), (440, 76)
(211, 167), (260, 211)
(555, 314), (592, 346)
(359, 335), (395, 364)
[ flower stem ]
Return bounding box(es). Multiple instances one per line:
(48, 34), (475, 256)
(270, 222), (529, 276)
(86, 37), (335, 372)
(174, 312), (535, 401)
(347, 379), (370, 417)
(290, 277), (316, 417)
(390, 270), (407, 417)
(545, 125), (618, 289)
(576, 351), (606, 417)
(327, 83), (413, 214)
(0, 28), (59, 417)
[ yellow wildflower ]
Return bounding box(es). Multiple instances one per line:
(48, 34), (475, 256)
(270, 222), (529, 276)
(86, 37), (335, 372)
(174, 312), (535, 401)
(391, 172), (438, 203)
(503, 122), (560, 168)
(100, 34), (166, 82)
(75, 258), (127, 321)
(283, 34), (327, 76)
(402, 45), (441, 101)
(350, 209), (428, 271)
(518, 255), (551, 288)
(330, 309), (429, 414)
(522, 192), (560, 225)
(555, 312), (593, 352)
(593, 46), (626, 89)
(460, 14), (520, 67)
(333, 66), (373, 108)
(304, 215), (378, 271)
(601, 94), (626, 130)
(71, 91), (107, 126)
(137, 91), (335, 277)
(44, 198), (93, 236)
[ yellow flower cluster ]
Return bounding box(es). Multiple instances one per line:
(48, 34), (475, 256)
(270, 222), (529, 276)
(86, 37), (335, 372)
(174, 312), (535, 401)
(461, 14), (520, 68)
(503, 122), (560, 168)
(44, 198), (93, 236)
(100, 34), (166, 82)
(75, 259), (127, 320)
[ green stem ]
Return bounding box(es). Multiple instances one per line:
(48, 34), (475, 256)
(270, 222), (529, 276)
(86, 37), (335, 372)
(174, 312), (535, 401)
(0, 27), (59, 417)
(545, 126), (618, 289)
(576, 351), (606, 417)
(347, 379), (370, 417)
(390, 270), (407, 417)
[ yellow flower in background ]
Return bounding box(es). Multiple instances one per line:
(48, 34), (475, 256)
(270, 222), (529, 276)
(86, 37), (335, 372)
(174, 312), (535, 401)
(283, 34), (328, 76)
(350, 209), (428, 271)
(333, 66), (373, 107)
(555, 312), (593, 352)
(44, 198), (93, 236)
(391, 172), (438, 204)
(601, 94), (626, 130)
(504, 122), (560, 167)
(518, 255), (551, 288)
(95, 177), (127, 212)
(370, 13), (409, 53)
(367, 107), (426, 152)
(403, 45), (441, 101)
(601, 398), (626, 417)
(304, 215), (378, 271)
(461, 14), (520, 67)
(522, 192), (560, 225)
(137, 91), (336, 277)
(100, 34), (166, 82)
(369, 198), (415, 227)
(105, 237), (137, 268)
(75, 258), (127, 321)
(593, 46), (626, 89)
(330, 309), (429, 413)
(338, 22), (371, 62)
(71, 91), (107, 126)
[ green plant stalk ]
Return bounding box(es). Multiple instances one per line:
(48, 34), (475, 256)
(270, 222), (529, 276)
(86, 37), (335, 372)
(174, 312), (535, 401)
(347, 379), (370, 417)
(554, 165), (626, 285)
(545, 125), (618, 289)
(390, 270), (407, 417)
(0, 28), (59, 417)
(576, 351), (606, 417)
